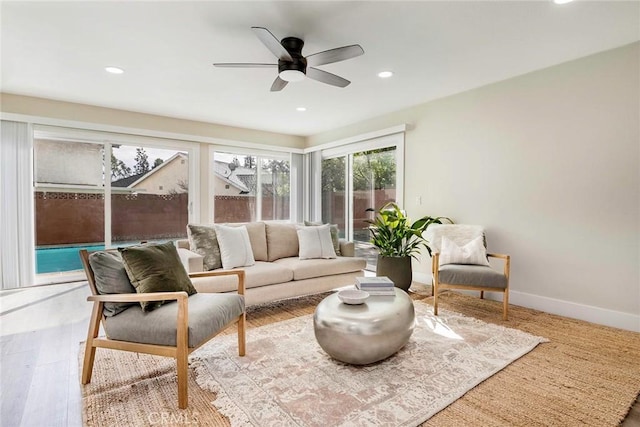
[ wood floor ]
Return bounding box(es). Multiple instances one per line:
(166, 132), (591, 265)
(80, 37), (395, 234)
(1, 282), (638, 427)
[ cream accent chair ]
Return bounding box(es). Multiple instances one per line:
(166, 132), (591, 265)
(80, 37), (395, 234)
(79, 249), (246, 409)
(425, 225), (510, 320)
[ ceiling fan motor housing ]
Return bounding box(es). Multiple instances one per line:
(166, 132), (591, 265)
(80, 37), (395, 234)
(278, 37), (307, 74)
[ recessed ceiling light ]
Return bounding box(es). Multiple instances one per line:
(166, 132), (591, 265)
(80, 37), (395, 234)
(553, 0), (574, 4)
(377, 71), (393, 79)
(105, 66), (124, 74)
(296, 107), (307, 112)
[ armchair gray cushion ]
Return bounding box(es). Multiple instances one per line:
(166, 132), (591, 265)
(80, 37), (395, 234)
(438, 264), (507, 289)
(103, 293), (245, 348)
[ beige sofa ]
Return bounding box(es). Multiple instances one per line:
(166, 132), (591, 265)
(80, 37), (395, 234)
(176, 222), (366, 306)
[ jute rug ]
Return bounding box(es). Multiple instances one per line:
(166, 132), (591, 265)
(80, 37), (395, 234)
(191, 301), (546, 426)
(80, 290), (640, 426)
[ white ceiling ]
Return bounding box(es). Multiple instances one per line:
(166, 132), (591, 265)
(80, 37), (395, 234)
(2, 1), (639, 136)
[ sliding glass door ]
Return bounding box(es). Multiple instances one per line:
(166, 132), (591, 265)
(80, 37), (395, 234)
(321, 142), (399, 269)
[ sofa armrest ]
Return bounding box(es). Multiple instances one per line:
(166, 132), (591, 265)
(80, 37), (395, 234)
(339, 239), (355, 257)
(177, 247), (204, 273)
(175, 239), (190, 250)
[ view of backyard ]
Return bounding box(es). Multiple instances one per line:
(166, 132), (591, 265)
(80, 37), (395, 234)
(33, 140), (397, 276)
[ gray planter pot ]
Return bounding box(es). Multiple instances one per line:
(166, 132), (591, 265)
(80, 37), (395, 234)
(376, 255), (412, 291)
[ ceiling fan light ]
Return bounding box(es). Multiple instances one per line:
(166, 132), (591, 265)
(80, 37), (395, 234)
(279, 69), (305, 82)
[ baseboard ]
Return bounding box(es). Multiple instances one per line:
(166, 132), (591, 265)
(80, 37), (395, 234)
(411, 272), (639, 332)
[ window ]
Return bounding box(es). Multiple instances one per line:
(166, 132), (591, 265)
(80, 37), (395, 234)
(212, 150), (290, 223)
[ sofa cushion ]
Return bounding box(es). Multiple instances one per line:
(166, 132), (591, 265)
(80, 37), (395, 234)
(103, 293), (244, 348)
(187, 224), (222, 270)
(265, 222), (299, 261)
(226, 222), (268, 261)
(304, 221), (341, 256)
(297, 225), (336, 260)
(273, 256), (366, 281)
(190, 261), (294, 293)
(88, 251), (137, 317)
(214, 224), (255, 269)
(119, 242), (197, 312)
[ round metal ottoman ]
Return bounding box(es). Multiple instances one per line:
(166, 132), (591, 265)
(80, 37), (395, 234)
(313, 288), (415, 365)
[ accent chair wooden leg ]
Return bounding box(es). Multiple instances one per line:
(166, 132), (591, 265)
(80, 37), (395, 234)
(82, 302), (102, 384)
(433, 283), (439, 316)
(480, 291), (484, 299)
(503, 289), (509, 321)
(238, 313), (246, 357)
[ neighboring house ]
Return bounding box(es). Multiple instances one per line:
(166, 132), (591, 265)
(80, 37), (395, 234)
(118, 152), (189, 195)
(213, 160), (251, 195)
(111, 154), (261, 196)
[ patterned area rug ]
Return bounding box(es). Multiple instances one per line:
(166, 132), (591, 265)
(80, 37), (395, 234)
(191, 301), (547, 426)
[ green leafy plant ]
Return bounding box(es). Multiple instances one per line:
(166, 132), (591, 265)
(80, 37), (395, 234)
(365, 202), (451, 259)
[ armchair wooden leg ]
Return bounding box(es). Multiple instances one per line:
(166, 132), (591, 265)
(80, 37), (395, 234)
(176, 297), (188, 409)
(480, 291), (484, 299)
(177, 350), (188, 409)
(237, 313), (246, 357)
(82, 302), (102, 384)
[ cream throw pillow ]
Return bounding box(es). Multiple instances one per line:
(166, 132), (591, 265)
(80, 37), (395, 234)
(439, 236), (490, 266)
(214, 224), (255, 269)
(297, 225), (337, 260)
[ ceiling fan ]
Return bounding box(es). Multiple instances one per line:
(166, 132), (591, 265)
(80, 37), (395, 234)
(213, 27), (364, 92)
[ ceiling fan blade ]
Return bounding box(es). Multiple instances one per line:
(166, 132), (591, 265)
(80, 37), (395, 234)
(306, 67), (350, 88)
(251, 27), (293, 62)
(270, 76), (288, 92)
(305, 45), (364, 67)
(213, 63), (277, 68)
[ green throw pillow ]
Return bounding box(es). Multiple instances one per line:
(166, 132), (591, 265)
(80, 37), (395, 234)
(119, 241), (197, 312)
(304, 221), (341, 256)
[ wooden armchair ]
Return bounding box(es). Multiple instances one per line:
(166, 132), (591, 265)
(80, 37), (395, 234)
(425, 225), (511, 320)
(79, 249), (246, 409)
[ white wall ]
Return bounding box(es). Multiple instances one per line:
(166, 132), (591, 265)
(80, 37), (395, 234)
(308, 42), (640, 330)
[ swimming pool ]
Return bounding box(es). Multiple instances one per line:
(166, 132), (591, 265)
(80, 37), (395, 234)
(36, 244), (106, 274)
(36, 241), (174, 274)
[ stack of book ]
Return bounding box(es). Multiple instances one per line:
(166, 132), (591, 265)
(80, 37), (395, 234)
(355, 276), (395, 296)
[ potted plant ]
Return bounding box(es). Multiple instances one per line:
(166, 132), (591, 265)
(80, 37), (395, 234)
(365, 202), (450, 291)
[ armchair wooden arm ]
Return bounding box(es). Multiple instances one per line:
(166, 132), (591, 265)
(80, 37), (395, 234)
(87, 291), (188, 303)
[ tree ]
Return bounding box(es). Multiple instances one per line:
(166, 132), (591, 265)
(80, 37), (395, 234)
(353, 148), (396, 190)
(134, 148), (150, 175)
(263, 159), (290, 195)
(153, 158), (164, 168)
(111, 153), (132, 180)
